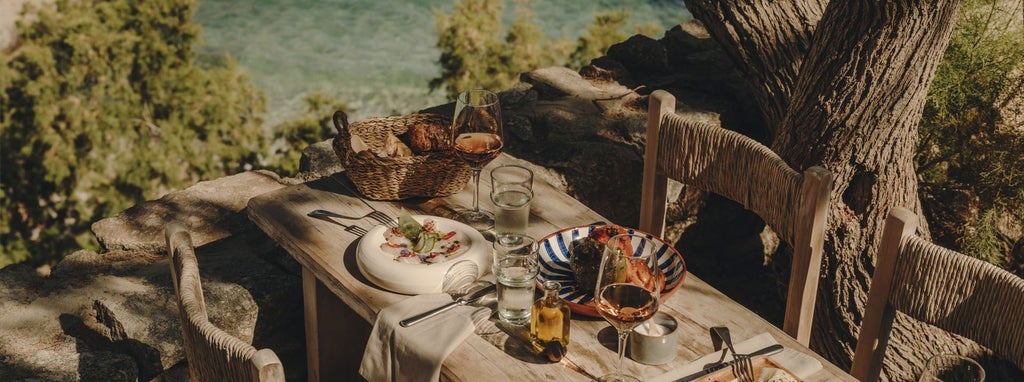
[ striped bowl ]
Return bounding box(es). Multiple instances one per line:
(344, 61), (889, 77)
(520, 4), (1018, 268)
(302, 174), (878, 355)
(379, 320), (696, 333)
(535, 225), (687, 318)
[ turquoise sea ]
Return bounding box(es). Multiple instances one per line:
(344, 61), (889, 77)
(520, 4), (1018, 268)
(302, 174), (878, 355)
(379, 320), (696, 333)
(193, 0), (691, 124)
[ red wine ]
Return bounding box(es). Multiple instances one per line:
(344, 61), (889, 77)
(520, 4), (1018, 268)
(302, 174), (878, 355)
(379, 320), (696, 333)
(454, 132), (502, 167)
(597, 283), (658, 329)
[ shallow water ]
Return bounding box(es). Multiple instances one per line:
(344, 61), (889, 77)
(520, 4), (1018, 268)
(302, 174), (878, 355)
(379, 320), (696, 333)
(193, 0), (691, 124)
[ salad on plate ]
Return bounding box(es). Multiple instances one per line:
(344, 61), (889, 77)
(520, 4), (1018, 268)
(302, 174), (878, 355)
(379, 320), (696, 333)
(380, 213), (464, 264)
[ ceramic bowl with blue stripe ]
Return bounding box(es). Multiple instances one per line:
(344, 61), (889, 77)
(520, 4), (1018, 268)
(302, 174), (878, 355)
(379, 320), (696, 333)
(536, 225), (687, 317)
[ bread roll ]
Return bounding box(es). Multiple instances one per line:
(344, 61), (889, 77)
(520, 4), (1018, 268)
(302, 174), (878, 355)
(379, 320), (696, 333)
(384, 133), (413, 157)
(403, 121), (450, 154)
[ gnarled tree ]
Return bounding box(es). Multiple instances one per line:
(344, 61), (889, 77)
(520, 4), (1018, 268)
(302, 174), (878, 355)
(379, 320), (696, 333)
(683, 0), (1018, 380)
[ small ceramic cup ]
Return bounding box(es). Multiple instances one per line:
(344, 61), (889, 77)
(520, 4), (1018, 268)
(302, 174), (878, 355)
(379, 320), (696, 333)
(629, 312), (679, 365)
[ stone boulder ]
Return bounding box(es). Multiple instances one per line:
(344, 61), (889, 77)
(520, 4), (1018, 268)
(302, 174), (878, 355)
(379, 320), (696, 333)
(0, 171), (305, 381)
(92, 170), (294, 253)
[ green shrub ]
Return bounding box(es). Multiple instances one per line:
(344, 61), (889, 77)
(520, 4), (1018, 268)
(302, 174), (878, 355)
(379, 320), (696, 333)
(431, 0), (566, 98)
(917, 0), (1024, 264)
(0, 0), (267, 267)
(431, 0), (661, 99)
(566, 11), (630, 70)
(264, 91), (350, 176)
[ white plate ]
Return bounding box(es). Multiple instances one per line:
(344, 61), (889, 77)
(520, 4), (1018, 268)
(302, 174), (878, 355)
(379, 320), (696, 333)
(356, 215), (490, 295)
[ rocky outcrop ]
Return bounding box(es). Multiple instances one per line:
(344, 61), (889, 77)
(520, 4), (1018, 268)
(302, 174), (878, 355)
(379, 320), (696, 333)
(0, 21), (760, 381)
(0, 172), (304, 381)
(91, 170), (296, 253)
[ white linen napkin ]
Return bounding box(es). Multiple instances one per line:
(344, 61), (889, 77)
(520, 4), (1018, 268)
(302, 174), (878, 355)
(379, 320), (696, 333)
(359, 293), (485, 382)
(647, 332), (823, 382)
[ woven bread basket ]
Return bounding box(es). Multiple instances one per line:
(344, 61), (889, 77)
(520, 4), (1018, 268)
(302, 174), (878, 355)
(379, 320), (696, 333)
(332, 110), (472, 200)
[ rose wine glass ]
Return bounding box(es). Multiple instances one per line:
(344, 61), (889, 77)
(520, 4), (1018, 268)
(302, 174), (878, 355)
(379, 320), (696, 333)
(451, 89), (503, 231)
(595, 233), (662, 382)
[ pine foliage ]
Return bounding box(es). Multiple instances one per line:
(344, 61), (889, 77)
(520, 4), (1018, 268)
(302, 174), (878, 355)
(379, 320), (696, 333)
(0, 0), (267, 266)
(431, 0), (661, 99)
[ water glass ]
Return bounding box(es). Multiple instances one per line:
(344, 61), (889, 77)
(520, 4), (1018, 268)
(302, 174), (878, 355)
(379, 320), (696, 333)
(493, 233), (539, 325)
(919, 354), (985, 382)
(490, 164), (533, 237)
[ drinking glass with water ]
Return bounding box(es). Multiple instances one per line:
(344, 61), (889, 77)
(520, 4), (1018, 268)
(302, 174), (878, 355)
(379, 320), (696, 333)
(490, 164), (533, 237)
(493, 233), (539, 325)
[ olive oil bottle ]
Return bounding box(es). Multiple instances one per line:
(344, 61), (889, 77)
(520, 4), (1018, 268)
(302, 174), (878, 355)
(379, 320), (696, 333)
(530, 280), (571, 362)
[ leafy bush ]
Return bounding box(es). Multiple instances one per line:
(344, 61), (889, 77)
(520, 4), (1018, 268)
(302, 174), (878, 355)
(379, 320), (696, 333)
(917, 0), (1024, 264)
(431, 0), (564, 98)
(0, 0), (267, 267)
(431, 0), (661, 99)
(263, 91), (350, 176)
(566, 11), (630, 70)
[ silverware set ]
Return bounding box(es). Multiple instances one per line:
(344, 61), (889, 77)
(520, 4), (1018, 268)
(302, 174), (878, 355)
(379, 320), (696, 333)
(399, 283), (496, 327)
(713, 327), (756, 382)
(308, 176), (400, 235)
(307, 210), (371, 236)
(309, 209), (397, 230)
(674, 339), (783, 382)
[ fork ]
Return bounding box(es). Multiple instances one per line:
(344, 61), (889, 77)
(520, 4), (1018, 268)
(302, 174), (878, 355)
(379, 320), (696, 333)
(712, 327), (756, 382)
(309, 209), (397, 227)
(307, 211), (370, 236)
(326, 176), (400, 228)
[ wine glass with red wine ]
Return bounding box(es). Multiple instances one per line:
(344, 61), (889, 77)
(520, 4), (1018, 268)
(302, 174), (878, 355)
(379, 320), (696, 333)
(451, 89), (504, 231)
(595, 233), (662, 382)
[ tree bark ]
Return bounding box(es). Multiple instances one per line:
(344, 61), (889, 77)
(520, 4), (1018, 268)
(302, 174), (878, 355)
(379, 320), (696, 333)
(684, 0), (826, 136)
(776, 2), (966, 379)
(685, 1), (976, 380)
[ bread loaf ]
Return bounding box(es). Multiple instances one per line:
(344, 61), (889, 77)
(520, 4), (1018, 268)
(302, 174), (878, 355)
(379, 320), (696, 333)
(403, 121), (451, 154)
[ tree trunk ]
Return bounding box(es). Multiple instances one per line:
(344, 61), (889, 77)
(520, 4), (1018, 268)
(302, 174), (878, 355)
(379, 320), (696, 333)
(684, 0), (826, 135)
(684, 1), (978, 380)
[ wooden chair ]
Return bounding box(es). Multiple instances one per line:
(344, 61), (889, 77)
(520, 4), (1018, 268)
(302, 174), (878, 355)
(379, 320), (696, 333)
(850, 207), (1024, 381)
(165, 221), (286, 382)
(639, 90), (832, 346)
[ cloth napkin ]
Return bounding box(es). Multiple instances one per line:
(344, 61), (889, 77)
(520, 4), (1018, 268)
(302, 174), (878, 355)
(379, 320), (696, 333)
(359, 293), (485, 382)
(647, 332), (823, 382)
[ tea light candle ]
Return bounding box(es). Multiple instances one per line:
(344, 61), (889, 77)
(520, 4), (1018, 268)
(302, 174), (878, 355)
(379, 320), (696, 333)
(629, 312), (679, 365)
(635, 320), (670, 336)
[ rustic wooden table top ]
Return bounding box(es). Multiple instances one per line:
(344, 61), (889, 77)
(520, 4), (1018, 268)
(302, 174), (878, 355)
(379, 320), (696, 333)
(247, 154), (856, 381)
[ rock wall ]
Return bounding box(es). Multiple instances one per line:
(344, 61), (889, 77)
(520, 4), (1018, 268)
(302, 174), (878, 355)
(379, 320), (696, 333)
(0, 22), (764, 381)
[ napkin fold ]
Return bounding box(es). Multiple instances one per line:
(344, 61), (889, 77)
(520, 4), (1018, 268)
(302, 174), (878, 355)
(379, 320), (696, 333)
(647, 332), (823, 382)
(359, 294), (485, 382)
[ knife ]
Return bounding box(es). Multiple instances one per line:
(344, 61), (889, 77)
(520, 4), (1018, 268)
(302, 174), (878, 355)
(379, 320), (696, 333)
(399, 284), (497, 327)
(674, 344), (784, 382)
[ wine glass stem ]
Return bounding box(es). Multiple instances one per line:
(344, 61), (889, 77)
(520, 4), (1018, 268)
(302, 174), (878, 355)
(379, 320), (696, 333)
(470, 167), (482, 212)
(616, 328), (629, 374)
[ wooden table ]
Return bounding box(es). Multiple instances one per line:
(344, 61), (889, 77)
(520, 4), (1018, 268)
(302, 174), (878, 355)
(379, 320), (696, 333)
(247, 154), (857, 381)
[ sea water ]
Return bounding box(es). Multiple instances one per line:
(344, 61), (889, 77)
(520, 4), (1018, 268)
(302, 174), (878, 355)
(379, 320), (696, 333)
(193, 0), (691, 125)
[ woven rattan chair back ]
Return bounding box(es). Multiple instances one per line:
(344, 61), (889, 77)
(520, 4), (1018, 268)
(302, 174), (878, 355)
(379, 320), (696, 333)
(850, 207), (1024, 381)
(166, 222), (286, 382)
(639, 90), (832, 346)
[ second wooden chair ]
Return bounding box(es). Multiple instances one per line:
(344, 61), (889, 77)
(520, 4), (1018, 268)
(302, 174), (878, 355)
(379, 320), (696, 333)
(639, 90), (832, 346)
(850, 207), (1024, 381)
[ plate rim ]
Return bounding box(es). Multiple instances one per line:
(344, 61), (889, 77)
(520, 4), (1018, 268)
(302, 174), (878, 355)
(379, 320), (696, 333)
(355, 214), (490, 294)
